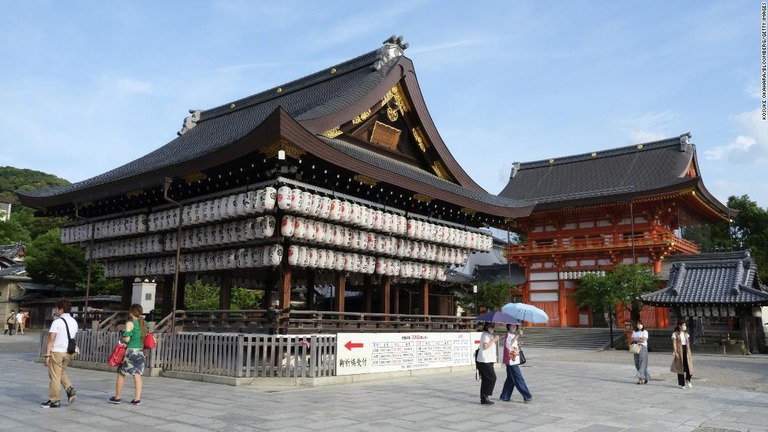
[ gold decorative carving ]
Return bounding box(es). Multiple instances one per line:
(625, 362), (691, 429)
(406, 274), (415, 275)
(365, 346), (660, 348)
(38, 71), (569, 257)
(381, 83), (411, 113)
(330, 68), (337, 74)
(460, 207), (477, 216)
(230, 103), (236, 109)
(386, 106), (399, 122)
(393, 83), (411, 112)
(259, 137), (306, 159)
(412, 127), (429, 152)
(431, 161), (449, 180)
(370, 121), (401, 150)
(181, 172), (207, 184)
(352, 108), (372, 125)
(126, 189), (144, 198)
(413, 193), (433, 204)
(276, 87), (283, 94)
(321, 127), (343, 138)
(353, 174), (378, 186)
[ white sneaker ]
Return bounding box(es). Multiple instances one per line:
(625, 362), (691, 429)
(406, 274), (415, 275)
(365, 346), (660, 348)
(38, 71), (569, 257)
(686, 380), (692, 388)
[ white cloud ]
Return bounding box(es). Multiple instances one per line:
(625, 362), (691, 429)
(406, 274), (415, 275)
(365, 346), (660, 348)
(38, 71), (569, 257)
(708, 108), (768, 163)
(704, 135), (756, 160)
(628, 130), (667, 143)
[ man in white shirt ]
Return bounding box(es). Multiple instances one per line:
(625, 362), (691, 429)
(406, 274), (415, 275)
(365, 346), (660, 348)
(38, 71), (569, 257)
(41, 299), (78, 408)
(15, 310), (24, 335)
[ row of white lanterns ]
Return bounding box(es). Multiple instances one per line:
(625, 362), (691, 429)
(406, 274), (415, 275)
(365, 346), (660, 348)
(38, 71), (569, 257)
(680, 305), (736, 318)
(285, 245), (447, 280)
(559, 270), (606, 280)
(104, 245), (284, 278)
(103, 244), (448, 281)
(62, 185), (493, 252)
(282, 216), (469, 265)
(86, 217), (277, 259)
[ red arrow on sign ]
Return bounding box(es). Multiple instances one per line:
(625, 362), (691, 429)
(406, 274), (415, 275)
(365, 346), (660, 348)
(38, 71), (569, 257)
(344, 340), (364, 351)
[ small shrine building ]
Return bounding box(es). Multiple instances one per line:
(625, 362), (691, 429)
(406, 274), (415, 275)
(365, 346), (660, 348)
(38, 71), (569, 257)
(499, 135), (734, 328)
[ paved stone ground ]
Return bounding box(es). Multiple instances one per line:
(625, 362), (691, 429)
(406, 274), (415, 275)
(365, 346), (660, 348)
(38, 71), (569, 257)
(2, 331), (767, 431)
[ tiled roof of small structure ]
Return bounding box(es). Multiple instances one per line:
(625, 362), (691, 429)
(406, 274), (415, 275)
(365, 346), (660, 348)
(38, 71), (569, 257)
(16, 49), (389, 200)
(642, 251), (768, 306)
(498, 134), (730, 216)
(0, 242), (25, 259)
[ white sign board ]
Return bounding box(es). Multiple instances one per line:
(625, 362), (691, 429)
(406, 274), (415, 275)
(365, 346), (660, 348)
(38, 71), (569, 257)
(336, 332), (482, 375)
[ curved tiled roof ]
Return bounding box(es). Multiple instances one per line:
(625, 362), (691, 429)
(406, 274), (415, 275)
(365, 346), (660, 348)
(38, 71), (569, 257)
(642, 251), (768, 306)
(17, 49), (392, 202)
(318, 136), (532, 210)
(498, 134), (728, 216)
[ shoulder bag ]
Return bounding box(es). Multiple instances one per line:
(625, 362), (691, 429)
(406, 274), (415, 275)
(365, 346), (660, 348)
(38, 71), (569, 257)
(629, 343), (642, 354)
(62, 318), (79, 355)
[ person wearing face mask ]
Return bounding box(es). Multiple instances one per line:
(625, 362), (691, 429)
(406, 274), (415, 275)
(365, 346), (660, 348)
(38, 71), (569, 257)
(631, 321), (650, 384)
(671, 320), (694, 388)
(476, 322), (500, 405)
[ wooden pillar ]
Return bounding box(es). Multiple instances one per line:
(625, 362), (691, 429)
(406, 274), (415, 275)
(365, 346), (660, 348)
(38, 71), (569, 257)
(381, 277), (391, 319)
(219, 273), (232, 310)
(653, 260), (662, 274)
(121, 278), (133, 310)
(306, 270), (316, 310)
(364, 276), (373, 313)
(280, 264), (292, 311)
(161, 276), (173, 317)
(175, 273), (186, 311)
(558, 278), (567, 328)
(335, 272), (346, 318)
(421, 281), (429, 316)
(394, 285), (400, 315)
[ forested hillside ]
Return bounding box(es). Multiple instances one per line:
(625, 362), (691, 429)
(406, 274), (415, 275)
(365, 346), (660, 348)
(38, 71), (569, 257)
(0, 166), (69, 205)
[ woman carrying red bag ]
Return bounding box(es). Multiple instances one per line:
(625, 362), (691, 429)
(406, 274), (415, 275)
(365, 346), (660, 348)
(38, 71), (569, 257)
(109, 304), (147, 406)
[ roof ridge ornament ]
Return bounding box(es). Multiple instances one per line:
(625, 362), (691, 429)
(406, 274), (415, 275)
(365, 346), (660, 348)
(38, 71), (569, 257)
(510, 162), (521, 178)
(679, 133), (691, 152)
(178, 110), (202, 136)
(670, 262), (686, 296)
(372, 35), (409, 71)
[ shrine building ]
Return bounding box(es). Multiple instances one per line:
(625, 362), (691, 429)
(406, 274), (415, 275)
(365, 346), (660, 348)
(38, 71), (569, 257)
(498, 135), (734, 328)
(16, 36), (535, 320)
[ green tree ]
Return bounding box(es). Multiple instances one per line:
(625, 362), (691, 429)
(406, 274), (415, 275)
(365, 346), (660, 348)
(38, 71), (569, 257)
(184, 280), (220, 310)
(683, 195), (768, 281)
(476, 281), (514, 313)
(571, 264), (660, 346)
(83, 262), (122, 296)
(0, 219), (31, 244)
(184, 279), (263, 310)
(24, 228), (87, 288)
(10, 207), (66, 240)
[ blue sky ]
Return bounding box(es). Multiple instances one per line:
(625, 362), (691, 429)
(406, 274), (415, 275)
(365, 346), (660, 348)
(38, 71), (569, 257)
(1, 1), (765, 209)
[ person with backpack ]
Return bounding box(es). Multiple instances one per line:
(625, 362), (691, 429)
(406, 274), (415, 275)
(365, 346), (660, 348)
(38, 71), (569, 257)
(41, 299), (78, 408)
(476, 322), (499, 405)
(109, 304), (148, 406)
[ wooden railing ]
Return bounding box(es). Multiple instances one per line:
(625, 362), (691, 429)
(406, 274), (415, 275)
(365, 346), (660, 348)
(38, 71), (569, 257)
(157, 309), (477, 334)
(39, 330), (336, 378)
(507, 232), (700, 256)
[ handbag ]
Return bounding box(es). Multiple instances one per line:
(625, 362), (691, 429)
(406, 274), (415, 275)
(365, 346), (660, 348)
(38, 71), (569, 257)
(143, 333), (157, 349)
(107, 342), (127, 367)
(629, 343), (642, 354)
(518, 348), (526, 365)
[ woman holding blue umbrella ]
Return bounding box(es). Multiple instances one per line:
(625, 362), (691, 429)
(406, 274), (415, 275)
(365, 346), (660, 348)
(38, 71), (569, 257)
(499, 323), (534, 403)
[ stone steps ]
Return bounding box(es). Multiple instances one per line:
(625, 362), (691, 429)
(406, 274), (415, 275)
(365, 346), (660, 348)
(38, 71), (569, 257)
(514, 327), (625, 350)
